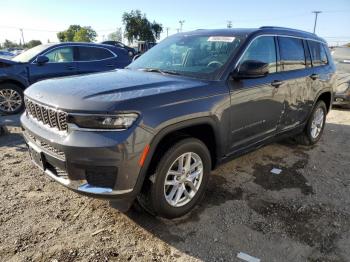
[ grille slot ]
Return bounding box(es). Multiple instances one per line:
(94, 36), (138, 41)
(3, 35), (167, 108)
(25, 131), (65, 160)
(24, 97), (68, 132)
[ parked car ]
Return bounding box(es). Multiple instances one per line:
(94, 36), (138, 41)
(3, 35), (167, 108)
(101, 41), (136, 57)
(332, 47), (350, 108)
(0, 50), (15, 59)
(0, 42), (132, 114)
(21, 27), (335, 218)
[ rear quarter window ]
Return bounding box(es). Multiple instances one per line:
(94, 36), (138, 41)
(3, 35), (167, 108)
(308, 41), (328, 66)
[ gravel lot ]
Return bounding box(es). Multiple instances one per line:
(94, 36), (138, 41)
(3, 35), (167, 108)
(0, 108), (349, 262)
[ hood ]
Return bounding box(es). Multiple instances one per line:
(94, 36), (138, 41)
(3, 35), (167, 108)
(0, 57), (20, 66)
(24, 69), (207, 112)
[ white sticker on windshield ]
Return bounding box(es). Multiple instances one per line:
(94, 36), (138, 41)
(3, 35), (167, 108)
(208, 36), (235, 42)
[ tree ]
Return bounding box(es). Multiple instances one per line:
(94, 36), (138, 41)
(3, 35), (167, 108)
(122, 10), (163, 43)
(108, 28), (123, 42)
(57, 25), (97, 42)
(25, 40), (42, 49)
(3, 39), (17, 48)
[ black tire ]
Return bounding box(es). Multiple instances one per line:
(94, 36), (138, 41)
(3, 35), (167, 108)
(138, 138), (211, 219)
(295, 100), (327, 145)
(0, 83), (24, 115)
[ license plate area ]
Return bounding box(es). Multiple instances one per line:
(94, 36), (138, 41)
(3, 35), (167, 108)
(28, 142), (45, 170)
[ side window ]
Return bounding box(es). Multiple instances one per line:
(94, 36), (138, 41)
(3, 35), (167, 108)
(308, 41), (328, 66)
(278, 37), (306, 71)
(239, 36), (277, 73)
(45, 47), (74, 63)
(77, 47), (114, 61)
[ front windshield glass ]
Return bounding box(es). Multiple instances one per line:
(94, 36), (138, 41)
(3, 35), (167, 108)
(12, 45), (49, 63)
(128, 34), (243, 79)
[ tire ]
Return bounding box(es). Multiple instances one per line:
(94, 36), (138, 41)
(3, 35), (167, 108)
(295, 100), (327, 145)
(0, 84), (24, 115)
(138, 138), (211, 219)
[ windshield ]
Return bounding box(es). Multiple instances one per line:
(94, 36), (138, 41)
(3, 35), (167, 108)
(128, 34), (243, 79)
(12, 45), (49, 63)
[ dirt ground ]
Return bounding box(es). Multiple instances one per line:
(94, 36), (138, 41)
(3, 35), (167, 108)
(0, 108), (349, 262)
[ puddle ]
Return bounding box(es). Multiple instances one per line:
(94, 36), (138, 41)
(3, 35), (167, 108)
(252, 159), (313, 195)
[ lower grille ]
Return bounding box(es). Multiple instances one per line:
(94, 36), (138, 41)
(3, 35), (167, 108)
(25, 131), (65, 160)
(86, 167), (118, 188)
(24, 97), (68, 132)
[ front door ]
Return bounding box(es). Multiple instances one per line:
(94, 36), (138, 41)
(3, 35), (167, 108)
(28, 46), (77, 84)
(228, 36), (285, 151)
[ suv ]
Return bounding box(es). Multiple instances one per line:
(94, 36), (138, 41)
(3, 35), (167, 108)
(21, 27), (335, 218)
(0, 42), (131, 115)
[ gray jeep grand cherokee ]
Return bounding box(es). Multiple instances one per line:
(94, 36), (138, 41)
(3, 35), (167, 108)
(21, 27), (335, 218)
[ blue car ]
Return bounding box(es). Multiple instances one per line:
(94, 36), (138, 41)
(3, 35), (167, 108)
(0, 42), (132, 114)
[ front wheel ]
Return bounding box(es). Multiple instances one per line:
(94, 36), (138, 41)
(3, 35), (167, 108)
(138, 138), (211, 218)
(295, 100), (327, 145)
(0, 84), (24, 115)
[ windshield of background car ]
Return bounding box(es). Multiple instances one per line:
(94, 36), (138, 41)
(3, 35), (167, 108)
(128, 34), (243, 79)
(12, 45), (50, 63)
(331, 47), (350, 73)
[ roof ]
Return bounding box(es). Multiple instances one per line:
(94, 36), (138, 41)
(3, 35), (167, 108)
(180, 26), (326, 43)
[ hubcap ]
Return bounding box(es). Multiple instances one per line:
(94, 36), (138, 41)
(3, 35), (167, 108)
(164, 152), (204, 207)
(310, 107), (324, 139)
(0, 89), (22, 112)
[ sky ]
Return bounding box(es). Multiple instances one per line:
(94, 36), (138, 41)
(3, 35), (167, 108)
(0, 0), (349, 46)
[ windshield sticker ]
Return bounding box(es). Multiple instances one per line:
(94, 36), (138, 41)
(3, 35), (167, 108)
(208, 36), (235, 42)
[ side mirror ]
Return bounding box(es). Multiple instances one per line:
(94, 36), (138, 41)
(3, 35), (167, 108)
(233, 60), (269, 79)
(36, 55), (49, 65)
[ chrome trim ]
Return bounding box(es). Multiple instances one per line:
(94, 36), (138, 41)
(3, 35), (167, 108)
(234, 34), (328, 70)
(44, 168), (133, 196)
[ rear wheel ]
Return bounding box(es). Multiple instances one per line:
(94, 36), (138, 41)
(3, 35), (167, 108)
(295, 100), (327, 145)
(0, 84), (24, 115)
(138, 138), (211, 218)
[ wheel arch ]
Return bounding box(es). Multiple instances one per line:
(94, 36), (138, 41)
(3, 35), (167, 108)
(134, 117), (222, 196)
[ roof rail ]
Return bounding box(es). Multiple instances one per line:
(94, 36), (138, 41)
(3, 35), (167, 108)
(259, 26), (315, 35)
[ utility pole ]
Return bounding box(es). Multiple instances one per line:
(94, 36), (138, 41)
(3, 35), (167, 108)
(179, 20), (185, 32)
(166, 27), (170, 37)
(227, 20), (232, 28)
(312, 11), (322, 34)
(19, 28), (25, 46)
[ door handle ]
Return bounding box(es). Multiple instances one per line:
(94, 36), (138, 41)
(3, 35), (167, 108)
(66, 66), (75, 70)
(106, 64), (114, 67)
(310, 74), (319, 80)
(271, 80), (284, 88)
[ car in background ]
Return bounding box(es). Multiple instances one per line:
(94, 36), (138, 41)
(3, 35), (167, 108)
(0, 50), (15, 59)
(0, 42), (132, 114)
(101, 41), (136, 57)
(332, 46), (350, 108)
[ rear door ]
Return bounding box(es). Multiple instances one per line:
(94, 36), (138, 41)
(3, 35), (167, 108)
(277, 36), (312, 130)
(228, 36), (285, 151)
(76, 46), (118, 74)
(28, 46), (77, 84)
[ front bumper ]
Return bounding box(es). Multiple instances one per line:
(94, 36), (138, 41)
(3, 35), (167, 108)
(21, 113), (153, 200)
(333, 92), (350, 105)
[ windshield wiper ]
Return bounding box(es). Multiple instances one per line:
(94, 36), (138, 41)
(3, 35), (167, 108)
(140, 68), (180, 75)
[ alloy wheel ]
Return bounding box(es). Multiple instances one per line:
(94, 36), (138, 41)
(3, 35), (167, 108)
(310, 107), (324, 139)
(164, 152), (204, 207)
(0, 88), (23, 113)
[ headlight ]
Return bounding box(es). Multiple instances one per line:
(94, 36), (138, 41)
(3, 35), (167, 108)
(67, 113), (139, 130)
